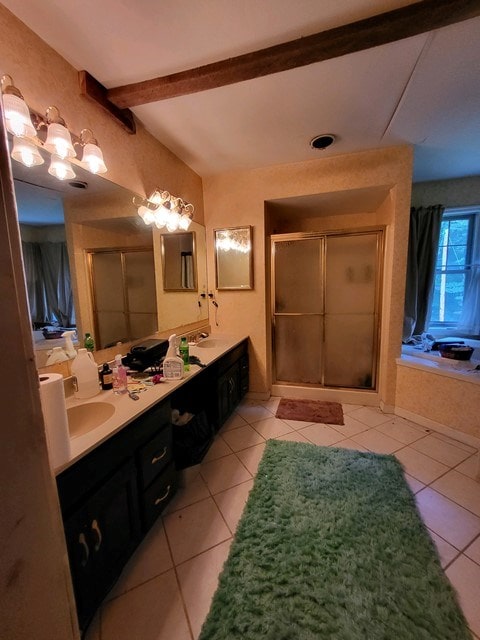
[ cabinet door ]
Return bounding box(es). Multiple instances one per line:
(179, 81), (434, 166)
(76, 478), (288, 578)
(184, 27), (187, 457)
(64, 460), (140, 630)
(217, 362), (240, 426)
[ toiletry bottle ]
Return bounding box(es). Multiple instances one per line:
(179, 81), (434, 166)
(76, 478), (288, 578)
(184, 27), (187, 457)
(62, 330), (77, 359)
(100, 362), (113, 390)
(112, 354), (128, 394)
(46, 346), (69, 365)
(84, 332), (95, 352)
(162, 334), (184, 380)
(71, 348), (100, 399)
(179, 336), (190, 371)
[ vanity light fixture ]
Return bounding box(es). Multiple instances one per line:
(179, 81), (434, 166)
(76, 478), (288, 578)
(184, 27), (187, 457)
(48, 154), (76, 181)
(10, 136), (44, 167)
(1, 74), (108, 178)
(134, 189), (194, 232)
(43, 106), (76, 159)
(0, 75), (36, 138)
(78, 129), (107, 174)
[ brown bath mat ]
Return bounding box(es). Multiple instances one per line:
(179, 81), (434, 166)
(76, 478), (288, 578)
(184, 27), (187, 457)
(276, 398), (344, 425)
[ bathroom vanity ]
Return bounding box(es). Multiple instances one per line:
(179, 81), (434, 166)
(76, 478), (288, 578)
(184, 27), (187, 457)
(55, 336), (249, 632)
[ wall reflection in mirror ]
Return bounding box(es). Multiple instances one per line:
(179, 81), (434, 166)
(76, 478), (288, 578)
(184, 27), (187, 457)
(215, 226), (253, 290)
(5, 131), (208, 364)
(161, 232), (197, 291)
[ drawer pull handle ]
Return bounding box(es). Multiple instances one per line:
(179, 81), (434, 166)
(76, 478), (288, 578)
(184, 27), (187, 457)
(151, 447), (167, 465)
(78, 533), (89, 566)
(154, 485), (171, 505)
(91, 519), (102, 552)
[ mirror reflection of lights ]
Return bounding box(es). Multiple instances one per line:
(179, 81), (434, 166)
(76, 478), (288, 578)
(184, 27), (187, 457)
(134, 189), (194, 233)
(216, 229), (251, 253)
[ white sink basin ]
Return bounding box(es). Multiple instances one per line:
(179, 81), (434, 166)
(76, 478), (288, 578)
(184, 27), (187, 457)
(67, 402), (115, 438)
(195, 339), (222, 349)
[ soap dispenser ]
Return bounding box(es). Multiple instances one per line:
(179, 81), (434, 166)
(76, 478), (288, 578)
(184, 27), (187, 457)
(71, 348), (100, 399)
(162, 334), (184, 380)
(61, 330), (77, 359)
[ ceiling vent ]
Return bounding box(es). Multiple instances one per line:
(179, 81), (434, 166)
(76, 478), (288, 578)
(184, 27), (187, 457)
(310, 134), (336, 150)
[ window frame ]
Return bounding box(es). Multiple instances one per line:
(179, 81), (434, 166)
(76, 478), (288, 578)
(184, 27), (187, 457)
(428, 206), (480, 338)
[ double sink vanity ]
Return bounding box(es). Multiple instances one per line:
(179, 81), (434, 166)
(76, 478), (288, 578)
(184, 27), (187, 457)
(54, 335), (249, 633)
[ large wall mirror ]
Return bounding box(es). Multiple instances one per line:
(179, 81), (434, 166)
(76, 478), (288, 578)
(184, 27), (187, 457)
(5, 127), (208, 365)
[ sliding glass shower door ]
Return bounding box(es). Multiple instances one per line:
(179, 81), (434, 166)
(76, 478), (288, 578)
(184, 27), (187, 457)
(272, 230), (382, 390)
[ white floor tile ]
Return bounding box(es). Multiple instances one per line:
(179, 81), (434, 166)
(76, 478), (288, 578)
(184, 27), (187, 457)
(299, 423), (345, 447)
(351, 428), (404, 455)
(403, 473), (425, 494)
(234, 401), (272, 423)
(100, 569), (191, 640)
(202, 435), (233, 462)
(346, 406), (391, 428)
(213, 479), (255, 533)
(332, 414), (370, 438)
(200, 453), (252, 494)
(415, 488), (480, 550)
(221, 424), (265, 452)
(456, 454), (480, 480)
(177, 540), (232, 640)
(220, 412), (248, 431)
(163, 497), (231, 565)
(427, 529), (459, 568)
(163, 474), (211, 515)
(411, 435), (472, 467)
(250, 417), (293, 439)
(376, 416), (428, 445)
(332, 438), (369, 452)
(446, 554), (480, 637)
(275, 431), (311, 444)
(106, 519), (172, 600)
(464, 536), (480, 566)
(432, 470), (480, 517)
(395, 446), (450, 484)
(236, 442), (267, 476)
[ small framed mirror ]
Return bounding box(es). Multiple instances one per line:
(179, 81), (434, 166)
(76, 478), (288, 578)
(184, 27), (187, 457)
(214, 226), (253, 290)
(161, 231), (197, 291)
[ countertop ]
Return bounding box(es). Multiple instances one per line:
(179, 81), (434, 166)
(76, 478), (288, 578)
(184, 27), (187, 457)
(56, 334), (247, 475)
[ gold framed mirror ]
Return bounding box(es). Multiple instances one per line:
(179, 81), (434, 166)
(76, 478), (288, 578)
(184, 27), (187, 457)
(214, 226), (253, 290)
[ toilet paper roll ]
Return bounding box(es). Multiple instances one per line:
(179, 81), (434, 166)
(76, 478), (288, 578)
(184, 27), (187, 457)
(39, 373), (71, 470)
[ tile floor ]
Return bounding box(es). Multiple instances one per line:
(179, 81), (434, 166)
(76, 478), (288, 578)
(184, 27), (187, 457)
(85, 399), (480, 640)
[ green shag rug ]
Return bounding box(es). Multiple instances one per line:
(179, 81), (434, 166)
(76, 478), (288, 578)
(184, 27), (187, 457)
(199, 440), (471, 640)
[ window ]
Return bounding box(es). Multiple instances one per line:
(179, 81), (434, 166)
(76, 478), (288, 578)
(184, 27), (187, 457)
(429, 206), (480, 336)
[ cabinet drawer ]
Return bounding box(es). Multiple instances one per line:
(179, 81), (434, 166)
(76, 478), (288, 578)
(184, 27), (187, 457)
(141, 462), (177, 530)
(138, 426), (173, 489)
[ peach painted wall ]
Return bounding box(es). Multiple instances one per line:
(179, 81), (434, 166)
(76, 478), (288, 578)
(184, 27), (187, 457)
(203, 146), (413, 405)
(395, 367), (480, 439)
(0, 4), (204, 222)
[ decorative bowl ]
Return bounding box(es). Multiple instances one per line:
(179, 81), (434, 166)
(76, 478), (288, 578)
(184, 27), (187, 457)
(438, 344), (474, 361)
(42, 329), (65, 340)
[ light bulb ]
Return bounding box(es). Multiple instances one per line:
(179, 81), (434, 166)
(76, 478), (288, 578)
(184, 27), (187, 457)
(2, 93), (36, 137)
(81, 142), (107, 174)
(166, 209), (181, 232)
(48, 155), (76, 181)
(44, 122), (76, 159)
(11, 137), (44, 167)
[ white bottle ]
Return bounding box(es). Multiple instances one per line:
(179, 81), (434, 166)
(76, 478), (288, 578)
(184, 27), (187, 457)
(61, 330), (77, 359)
(71, 348), (100, 399)
(112, 354), (128, 394)
(162, 334), (184, 380)
(46, 346), (69, 365)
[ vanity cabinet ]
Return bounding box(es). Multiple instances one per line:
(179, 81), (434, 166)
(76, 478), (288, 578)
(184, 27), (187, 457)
(56, 398), (175, 632)
(214, 340), (249, 428)
(63, 460), (140, 628)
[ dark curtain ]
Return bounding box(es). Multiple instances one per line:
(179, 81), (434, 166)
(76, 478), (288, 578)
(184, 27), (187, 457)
(22, 240), (75, 327)
(403, 205), (444, 342)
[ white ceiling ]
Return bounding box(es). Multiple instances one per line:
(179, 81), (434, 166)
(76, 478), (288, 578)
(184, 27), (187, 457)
(3, 0), (480, 182)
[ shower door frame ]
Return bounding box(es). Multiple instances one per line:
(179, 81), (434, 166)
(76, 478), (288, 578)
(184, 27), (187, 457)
(271, 227), (384, 391)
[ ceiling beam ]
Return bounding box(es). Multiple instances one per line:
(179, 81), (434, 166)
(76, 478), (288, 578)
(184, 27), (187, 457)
(100, 0), (480, 109)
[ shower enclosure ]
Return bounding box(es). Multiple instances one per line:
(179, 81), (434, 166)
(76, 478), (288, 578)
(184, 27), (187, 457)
(271, 229), (383, 390)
